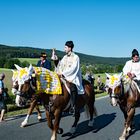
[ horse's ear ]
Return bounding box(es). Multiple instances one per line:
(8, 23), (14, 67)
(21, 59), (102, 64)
(28, 64), (34, 75)
(118, 72), (123, 79)
(14, 64), (22, 71)
(11, 69), (15, 73)
(105, 73), (111, 79)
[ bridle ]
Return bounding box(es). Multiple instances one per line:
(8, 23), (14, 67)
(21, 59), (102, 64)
(109, 80), (124, 100)
(15, 77), (36, 99)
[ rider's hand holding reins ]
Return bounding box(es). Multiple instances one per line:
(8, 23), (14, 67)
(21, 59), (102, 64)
(127, 72), (136, 79)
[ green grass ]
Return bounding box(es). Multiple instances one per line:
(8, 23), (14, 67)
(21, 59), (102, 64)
(94, 73), (106, 86)
(18, 58), (39, 65)
(0, 68), (13, 93)
(5, 105), (44, 118)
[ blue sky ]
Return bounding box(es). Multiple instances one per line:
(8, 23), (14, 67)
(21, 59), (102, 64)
(0, 0), (140, 57)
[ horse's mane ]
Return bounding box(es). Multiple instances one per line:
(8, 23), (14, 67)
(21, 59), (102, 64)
(82, 79), (91, 86)
(123, 79), (139, 98)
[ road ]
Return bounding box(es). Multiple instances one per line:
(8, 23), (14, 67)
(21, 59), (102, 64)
(0, 96), (140, 140)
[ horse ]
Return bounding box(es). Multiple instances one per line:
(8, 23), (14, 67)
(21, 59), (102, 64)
(14, 64), (97, 140)
(11, 68), (42, 127)
(105, 73), (140, 140)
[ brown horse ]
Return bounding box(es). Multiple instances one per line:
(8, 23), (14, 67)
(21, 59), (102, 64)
(105, 73), (140, 140)
(11, 69), (42, 127)
(14, 64), (97, 140)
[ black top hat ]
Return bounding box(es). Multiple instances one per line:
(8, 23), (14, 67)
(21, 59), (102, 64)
(40, 52), (47, 58)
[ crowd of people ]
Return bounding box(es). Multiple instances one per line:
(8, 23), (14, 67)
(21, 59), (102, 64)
(0, 40), (140, 122)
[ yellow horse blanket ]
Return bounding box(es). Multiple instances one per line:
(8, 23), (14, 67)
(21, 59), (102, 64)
(34, 67), (62, 94)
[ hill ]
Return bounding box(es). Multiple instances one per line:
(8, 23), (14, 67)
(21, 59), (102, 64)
(0, 44), (129, 65)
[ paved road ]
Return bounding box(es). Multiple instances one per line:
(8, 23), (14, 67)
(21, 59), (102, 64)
(0, 96), (140, 140)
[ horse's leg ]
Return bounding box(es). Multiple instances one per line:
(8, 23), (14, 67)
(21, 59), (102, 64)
(119, 108), (135, 140)
(21, 99), (37, 127)
(120, 105), (128, 121)
(45, 110), (53, 130)
(51, 109), (62, 140)
(69, 108), (80, 134)
(35, 104), (42, 121)
(88, 102), (96, 127)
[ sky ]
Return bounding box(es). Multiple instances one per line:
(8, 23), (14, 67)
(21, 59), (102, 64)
(0, 0), (140, 57)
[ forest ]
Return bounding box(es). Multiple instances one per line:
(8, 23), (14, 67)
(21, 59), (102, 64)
(0, 44), (129, 73)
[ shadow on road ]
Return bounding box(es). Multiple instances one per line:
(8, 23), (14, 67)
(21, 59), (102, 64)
(92, 112), (116, 133)
(62, 112), (116, 139)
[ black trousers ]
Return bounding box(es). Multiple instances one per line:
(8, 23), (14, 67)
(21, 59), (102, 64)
(134, 79), (140, 90)
(70, 83), (77, 107)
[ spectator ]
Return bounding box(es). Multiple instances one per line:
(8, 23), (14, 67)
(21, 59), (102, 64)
(37, 52), (52, 70)
(85, 71), (94, 84)
(0, 73), (7, 122)
(97, 75), (102, 90)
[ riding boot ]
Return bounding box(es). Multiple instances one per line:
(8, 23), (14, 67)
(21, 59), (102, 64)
(69, 83), (77, 116)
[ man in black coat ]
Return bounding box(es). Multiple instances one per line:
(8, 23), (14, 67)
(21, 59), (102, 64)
(37, 52), (52, 70)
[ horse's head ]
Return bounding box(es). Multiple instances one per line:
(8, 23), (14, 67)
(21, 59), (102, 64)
(12, 64), (35, 107)
(105, 73), (123, 106)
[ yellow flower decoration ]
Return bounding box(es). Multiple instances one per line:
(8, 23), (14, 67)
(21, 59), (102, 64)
(110, 76), (118, 85)
(19, 68), (28, 79)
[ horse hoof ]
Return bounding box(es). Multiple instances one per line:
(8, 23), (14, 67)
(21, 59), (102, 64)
(119, 136), (126, 140)
(88, 120), (94, 127)
(70, 127), (76, 134)
(57, 128), (63, 134)
(38, 115), (42, 121)
(20, 121), (27, 128)
(20, 124), (26, 128)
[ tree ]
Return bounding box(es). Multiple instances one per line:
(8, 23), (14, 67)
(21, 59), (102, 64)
(21, 61), (30, 67)
(0, 57), (6, 68)
(4, 59), (21, 69)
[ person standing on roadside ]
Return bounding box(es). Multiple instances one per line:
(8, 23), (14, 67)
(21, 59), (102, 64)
(0, 73), (7, 122)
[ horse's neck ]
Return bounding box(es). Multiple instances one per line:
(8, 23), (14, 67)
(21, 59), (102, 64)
(123, 82), (130, 93)
(123, 80), (139, 100)
(60, 77), (71, 95)
(130, 81), (140, 96)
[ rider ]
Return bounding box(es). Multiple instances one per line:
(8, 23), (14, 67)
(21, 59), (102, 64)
(123, 49), (140, 88)
(56, 41), (84, 114)
(37, 52), (52, 70)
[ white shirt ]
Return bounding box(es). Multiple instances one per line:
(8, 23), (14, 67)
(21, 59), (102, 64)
(57, 52), (84, 94)
(123, 60), (140, 80)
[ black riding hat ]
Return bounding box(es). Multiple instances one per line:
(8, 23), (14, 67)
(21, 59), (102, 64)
(132, 49), (139, 57)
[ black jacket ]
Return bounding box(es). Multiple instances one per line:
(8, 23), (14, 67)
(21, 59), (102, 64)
(37, 60), (52, 70)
